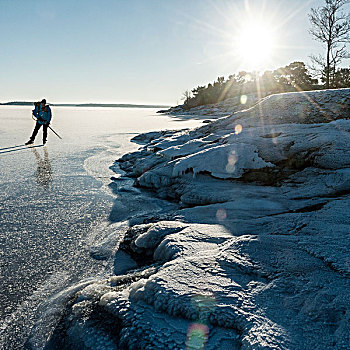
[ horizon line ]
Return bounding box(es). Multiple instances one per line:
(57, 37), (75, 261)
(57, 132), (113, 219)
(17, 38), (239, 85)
(0, 101), (173, 108)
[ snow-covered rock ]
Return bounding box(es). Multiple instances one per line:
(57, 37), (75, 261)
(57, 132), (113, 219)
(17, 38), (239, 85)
(45, 89), (350, 349)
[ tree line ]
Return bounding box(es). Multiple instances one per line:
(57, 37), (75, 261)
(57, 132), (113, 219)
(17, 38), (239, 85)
(182, 61), (350, 109)
(182, 0), (350, 109)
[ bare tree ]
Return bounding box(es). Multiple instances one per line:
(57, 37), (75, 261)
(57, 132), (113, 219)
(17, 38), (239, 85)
(309, 0), (350, 88)
(181, 90), (192, 105)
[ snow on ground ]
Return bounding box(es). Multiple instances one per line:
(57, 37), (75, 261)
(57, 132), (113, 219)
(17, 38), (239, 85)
(35, 89), (350, 349)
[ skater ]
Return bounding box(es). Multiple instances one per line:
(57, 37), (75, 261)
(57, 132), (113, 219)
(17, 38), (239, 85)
(25, 99), (52, 145)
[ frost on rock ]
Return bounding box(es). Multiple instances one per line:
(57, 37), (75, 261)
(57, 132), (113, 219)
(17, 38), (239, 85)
(49, 89), (350, 349)
(49, 221), (350, 349)
(172, 143), (274, 179)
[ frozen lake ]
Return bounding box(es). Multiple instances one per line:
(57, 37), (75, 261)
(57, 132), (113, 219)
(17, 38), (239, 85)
(0, 105), (201, 349)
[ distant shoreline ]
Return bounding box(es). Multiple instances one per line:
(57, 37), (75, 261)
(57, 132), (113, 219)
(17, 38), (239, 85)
(0, 102), (171, 109)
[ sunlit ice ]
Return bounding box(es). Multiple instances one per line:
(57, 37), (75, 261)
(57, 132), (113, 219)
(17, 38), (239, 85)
(233, 20), (277, 70)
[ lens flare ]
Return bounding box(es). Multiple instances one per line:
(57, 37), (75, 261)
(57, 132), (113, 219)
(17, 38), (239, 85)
(216, 208), (227, 221)
(240, 95), (248, 104)
(186, 323), (209, 350)
(225, 150), (237, 173)
(191, 294), (217, 321)
(235, 124), (243, 134)
(187, 294), (216, 349)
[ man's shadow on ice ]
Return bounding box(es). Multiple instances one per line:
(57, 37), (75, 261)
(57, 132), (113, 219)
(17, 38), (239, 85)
(31, 147), (53, 189)
(0, 144), (43, 154)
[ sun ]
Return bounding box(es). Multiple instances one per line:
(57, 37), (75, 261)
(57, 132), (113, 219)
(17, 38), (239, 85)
(234, 21), (276, 70)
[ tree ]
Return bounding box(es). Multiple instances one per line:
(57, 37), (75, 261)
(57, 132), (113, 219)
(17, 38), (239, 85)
(333, 67), (350, 86)
(282, 61), (318, 90)
(177, 62), (317, 109)
(181, 90), (192, 107)
(309, 0), (350, 88)
(260, 70), (278, 93)
(191, 85), (207, 106)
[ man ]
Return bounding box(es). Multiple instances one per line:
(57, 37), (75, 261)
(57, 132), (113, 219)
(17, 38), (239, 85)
(25, 99), (52, 145)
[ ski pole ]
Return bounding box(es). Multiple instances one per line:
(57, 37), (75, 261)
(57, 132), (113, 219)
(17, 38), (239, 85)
(48, 125), (62, 139)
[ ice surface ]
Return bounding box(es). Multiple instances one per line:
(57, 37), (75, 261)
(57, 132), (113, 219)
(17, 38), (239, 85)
(0, 106), (202, 349)
(44, 89), (350, 349)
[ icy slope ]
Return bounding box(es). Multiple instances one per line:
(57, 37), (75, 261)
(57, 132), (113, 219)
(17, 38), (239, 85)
(36, 89), (350, 349)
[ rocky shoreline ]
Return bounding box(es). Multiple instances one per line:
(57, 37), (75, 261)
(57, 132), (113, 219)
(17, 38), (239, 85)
(158, 93), (263, 120)
(29, 89), (350, 349)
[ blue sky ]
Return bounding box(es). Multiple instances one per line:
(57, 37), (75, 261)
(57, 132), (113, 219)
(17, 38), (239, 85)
(0, 0), (349, 104)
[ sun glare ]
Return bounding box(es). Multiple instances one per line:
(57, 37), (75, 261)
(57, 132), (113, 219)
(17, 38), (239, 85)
(234, 21), (276, 69)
